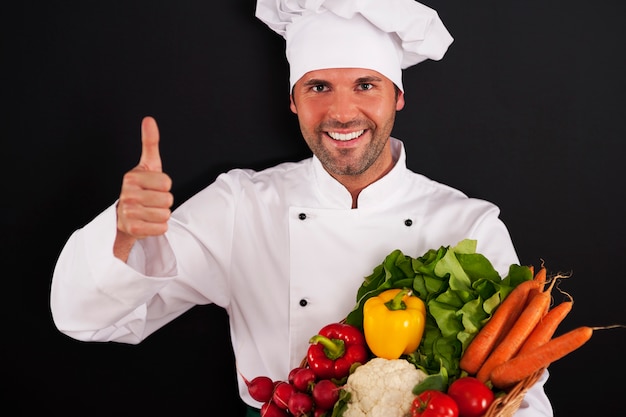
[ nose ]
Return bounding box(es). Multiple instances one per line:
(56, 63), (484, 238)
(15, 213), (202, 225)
(327, 90), (359, 123)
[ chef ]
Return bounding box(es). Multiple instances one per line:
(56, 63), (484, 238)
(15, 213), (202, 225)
(50, 1), (553, 416)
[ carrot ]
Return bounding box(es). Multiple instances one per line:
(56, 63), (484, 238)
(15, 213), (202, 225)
(459, 279), (542, 375)
(475, 278), (556, 383)
(489, 326), (593, 389)
(525, 266), (547, 310)
(533, 266), (547, 287)
(517, 299), (573, 355)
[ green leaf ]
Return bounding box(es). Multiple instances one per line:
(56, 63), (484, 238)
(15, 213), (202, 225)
(435, 249), (472, 293)
(434, 288), (464, 309)
(451, 238), (477, 254)
(456, 298), (489, 351)
(330, 389), (351, 417)
(502, 264), (533, 287)
(412, 365), (449, 395)
(428, 300), (463, 339)
(483, 291), (503, 315)
(456, 252), (502, 283)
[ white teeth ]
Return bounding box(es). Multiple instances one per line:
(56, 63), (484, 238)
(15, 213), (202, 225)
(328, 130), (364, 141)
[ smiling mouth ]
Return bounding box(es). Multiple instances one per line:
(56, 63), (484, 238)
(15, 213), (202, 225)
(327, 130), (365, 141)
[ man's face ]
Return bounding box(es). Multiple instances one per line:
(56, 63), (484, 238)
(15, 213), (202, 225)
(290, 68), (405, 181)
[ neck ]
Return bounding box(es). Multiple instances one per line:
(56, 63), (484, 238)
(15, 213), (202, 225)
(336, 143), (396, 208)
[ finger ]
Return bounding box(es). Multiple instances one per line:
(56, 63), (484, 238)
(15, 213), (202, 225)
(123, 169), (173, 193)
(117, 216), (170, 239)
(139, 116), (162, 172)
(117, 193), (172, 238)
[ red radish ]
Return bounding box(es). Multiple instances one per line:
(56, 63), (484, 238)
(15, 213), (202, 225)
(241, 374), (275, 403)
(313, 409), (328, 417)
(272, 381), (295, 410)
(288, 391), (314, 416)
(260, 401), (289, 417)
(288, 367), (302, 384)
(312, 379), (339, 410)
(292, 367), (317, 392)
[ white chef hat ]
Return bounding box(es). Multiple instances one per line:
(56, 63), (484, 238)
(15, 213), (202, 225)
(255, 0), (454, 92)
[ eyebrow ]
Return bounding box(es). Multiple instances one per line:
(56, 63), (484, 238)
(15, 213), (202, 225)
(355, 75), (383, 84)
(302, 78), (330, 87)
(302, 75), (384, 87)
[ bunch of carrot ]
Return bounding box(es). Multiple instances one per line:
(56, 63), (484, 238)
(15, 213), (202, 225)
(459, 266), (593, 390)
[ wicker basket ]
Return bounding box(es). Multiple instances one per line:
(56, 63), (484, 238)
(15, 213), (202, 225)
(483, 367), (545, 417)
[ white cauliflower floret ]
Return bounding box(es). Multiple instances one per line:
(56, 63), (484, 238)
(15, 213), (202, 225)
(343, 357), (427, 417)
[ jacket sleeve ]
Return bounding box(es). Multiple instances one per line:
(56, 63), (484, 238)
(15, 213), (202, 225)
(49, 203), (191, 343)
(50, 170), (241, 344)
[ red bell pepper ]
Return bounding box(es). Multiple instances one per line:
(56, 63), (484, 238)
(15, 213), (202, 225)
(306, 322), (369, 380)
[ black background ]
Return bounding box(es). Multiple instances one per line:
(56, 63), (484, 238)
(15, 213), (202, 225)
(8, 1), (626, 415)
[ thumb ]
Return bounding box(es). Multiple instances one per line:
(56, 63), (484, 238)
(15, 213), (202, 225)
(139, 116), (162, 172)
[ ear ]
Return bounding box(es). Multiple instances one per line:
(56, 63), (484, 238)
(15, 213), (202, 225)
(396, 90), (406, 111)
(289, 94), (297, 114)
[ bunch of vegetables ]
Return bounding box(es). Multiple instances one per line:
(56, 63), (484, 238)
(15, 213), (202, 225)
(344, 238), (534, 389)
(246, 239), (616, 417)
(242, 322), (367, 417)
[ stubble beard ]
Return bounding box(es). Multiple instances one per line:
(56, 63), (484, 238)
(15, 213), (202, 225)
(305, 116), (394, 177)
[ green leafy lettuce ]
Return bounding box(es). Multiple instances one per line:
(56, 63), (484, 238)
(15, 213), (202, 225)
(344, 239), (532, 388)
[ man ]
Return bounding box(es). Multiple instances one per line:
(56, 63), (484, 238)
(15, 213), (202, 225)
(50, 1), (553, 416)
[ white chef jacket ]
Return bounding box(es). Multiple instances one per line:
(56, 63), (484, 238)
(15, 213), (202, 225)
(50, 138), (553, 416)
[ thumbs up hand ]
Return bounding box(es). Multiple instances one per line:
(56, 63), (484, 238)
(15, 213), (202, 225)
(115, 117), (174, 255)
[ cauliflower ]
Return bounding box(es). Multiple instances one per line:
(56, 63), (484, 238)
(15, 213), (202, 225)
(342, 357), (427, 417)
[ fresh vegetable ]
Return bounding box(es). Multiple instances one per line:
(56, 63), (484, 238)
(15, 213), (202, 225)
(345, 239), (533, 388)
(241, 373), (275, 403)
(413, 366), (449, 395)
(517, 299), (573, 355)
(489, 326), (594, 389)
(273, 381), (296, 410)
(410, 390), (459, 417)
(526, 266), (548, 315)
(340, 357), (428, 417)
(312, 379), (340, 411)
(253, 364), (345, 416)
(288, 391), (314, 416)
(446, 377), (494, 417)
(459, 278), (541, 375)
(261, 401), (289, 417)
(532, 266), (547, 286)
(476, 278), (556, 383)
(363, 288), (426, 359)
(291, 367), (317, 392)
(307, 322), (369, 380)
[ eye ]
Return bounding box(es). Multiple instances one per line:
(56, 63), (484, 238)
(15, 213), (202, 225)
(311, 84), (328, 93)
(358, 83), (374, 91)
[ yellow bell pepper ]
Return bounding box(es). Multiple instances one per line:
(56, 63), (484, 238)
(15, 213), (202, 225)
(363, 288), (426, 359)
